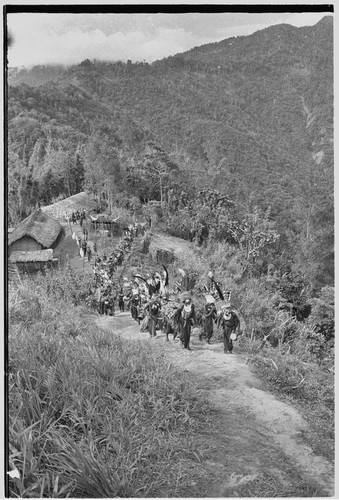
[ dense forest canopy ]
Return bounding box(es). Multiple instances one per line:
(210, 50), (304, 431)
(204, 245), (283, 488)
(7, 16), (333, 292)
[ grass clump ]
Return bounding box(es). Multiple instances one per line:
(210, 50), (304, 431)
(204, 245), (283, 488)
(239, 327), (334, 461)
(8, 274), (208, 498)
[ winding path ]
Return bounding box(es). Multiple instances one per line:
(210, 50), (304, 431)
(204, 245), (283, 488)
(96, 311), (334, 497)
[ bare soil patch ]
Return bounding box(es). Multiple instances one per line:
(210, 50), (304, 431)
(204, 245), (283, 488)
(149, 232), (196, 259)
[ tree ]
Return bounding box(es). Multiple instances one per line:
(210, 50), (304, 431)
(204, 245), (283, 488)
(72, 149), (85, 194)
(7, 149), (23, 224)
(229, 207), (280, 261)
(306, 286), (334, 341)
(291, 161), (334, 290)
(83, 125), (122, 212)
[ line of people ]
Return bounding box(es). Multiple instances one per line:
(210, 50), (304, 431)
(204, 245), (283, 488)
(84, 219), (241, 354)
(71, 209), (87, 226)
(86, 223), (142, 315)
(115, 271), (240, 354)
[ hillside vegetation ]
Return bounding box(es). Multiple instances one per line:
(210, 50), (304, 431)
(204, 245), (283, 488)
(7, 17), (333, 293)
(7, 17), (333, 334)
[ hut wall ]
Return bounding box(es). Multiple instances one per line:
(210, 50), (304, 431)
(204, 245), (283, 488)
(10, 236), (43, 253)
(16, 260), (58, 275)
(50, 226), (66, 249)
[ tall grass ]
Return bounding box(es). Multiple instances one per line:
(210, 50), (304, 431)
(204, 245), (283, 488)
(8, 274), (208, 497)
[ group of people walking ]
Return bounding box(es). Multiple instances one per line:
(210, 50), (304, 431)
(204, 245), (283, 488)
(107, 271), (241, 354)
(81, 212), (241, 354)
(71, 209), (87, 226)
(86, 223), (144, 316)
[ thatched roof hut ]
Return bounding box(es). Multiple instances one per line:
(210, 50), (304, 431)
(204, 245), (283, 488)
(89, 214), (121, 236)
(9, 249), (58, 275)
(41, 192), (99, 222)
(9, 249), (54, 263)
(8, 209), (65, 254)
(90, 214), (120, 224)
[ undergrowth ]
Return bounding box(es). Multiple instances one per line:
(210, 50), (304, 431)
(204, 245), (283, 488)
(238, 334), (334, 461)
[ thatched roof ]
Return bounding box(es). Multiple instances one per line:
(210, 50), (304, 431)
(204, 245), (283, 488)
(9, 249), (54, 263)
(90, 214), (119, 224)
(41, 192), (98, 222)
(8, 209), (64, 249)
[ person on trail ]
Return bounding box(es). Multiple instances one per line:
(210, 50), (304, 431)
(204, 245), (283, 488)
(123, 294), (131, 311)
(144, 295), (162, 338)
(199, 296), (217, 344)
(72, 212), (76, 224)
(87, 246), (92, 262)
(118, 289), (125, 312)
(173, 297), (196, 350)
(105, 288), (116, 316)
(93, 242), (97, 254)
(130, 292), (141, 324)
(99, 287), (108, 315)
(81, 239), (87, 257)
(217, 302), (240, 354)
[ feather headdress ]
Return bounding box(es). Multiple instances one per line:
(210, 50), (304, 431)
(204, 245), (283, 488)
(208, 272), (224, 301)
(162, 265), (169, 287)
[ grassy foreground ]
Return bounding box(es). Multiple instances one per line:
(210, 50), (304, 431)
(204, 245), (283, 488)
(8, 271), (210, 498)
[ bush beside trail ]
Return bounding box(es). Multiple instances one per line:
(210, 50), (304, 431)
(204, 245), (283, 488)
(8, 274), (212, 498)
(238, 331), (334, 462)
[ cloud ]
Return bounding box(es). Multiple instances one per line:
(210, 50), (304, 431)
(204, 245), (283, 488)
(6, 11), (332, 67)
(8, 20), (213, 66)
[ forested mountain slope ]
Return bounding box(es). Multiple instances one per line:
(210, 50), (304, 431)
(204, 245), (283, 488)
(7, 16), (333, 289)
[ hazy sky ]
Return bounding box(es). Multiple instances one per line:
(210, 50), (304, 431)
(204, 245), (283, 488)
(7, 9), (332, 68)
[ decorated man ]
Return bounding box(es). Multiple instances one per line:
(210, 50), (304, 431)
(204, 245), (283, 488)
(199, 295), (217, 344)
(144, 294), (162, 338)
(173, 296), (196, 350)
(217, 302), (240, 354)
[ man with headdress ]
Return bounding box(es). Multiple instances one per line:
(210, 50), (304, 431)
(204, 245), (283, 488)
(173, 296), (196, 350)
(200, 295), (217, 343)
(144, 294), (162, 338)
(217, 302), (240, 354)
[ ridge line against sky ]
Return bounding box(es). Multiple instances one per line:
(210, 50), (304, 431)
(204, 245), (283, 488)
(6, 7), (333, 67)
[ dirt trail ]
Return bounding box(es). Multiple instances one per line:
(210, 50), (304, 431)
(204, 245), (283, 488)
(96, 312), (334, 497)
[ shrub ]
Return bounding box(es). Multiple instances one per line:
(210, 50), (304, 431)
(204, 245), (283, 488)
(140, 231), (151, 253)
(34, 266), (93, 306)
(306, 286), (334, 341)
